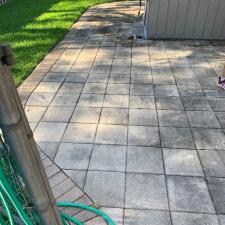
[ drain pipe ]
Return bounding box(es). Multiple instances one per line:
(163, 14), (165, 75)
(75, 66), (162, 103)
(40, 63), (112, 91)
(0, 44), (63, 225)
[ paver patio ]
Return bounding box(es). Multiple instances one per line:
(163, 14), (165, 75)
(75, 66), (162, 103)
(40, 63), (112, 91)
(18, 1), (225, 224)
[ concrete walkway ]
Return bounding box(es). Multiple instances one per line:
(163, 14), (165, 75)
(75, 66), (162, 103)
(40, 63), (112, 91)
(19, 1), (225, 224)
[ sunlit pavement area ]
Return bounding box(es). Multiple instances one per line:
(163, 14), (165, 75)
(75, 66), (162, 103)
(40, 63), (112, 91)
(18, 1), (225, 224)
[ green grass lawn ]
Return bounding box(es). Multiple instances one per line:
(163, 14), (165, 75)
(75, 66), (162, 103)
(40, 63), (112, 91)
(0, 0), (117, 86)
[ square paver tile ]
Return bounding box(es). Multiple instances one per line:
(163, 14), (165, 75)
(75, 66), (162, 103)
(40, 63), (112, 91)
(151, 66), (173, 76)
(192, 128), (225, 150)
(82, 83), (107, 94)
(163, 148), (203, 176)
(84, 171), (125, 207)
(109, 74), (130, 84)
(172, 212), (220, 225)
(208, 97), (225, 112)
(199, 150), (225, 177)
(178, 85), (204, 97)
(130, 95), (155, 109)
(154, 85), (179, 97)
(158, 110), (189, 127)
(106, 84), (130, 95)
(71, 107), (101, 123)
(172, 66), (194, 76)
(25, 106), (47, 122)
(58, 83), (83, 94)
(151, 59), (170, 67)
(54, 143), (92, 170)
(65, 72), (88, 83)
(153, 75), (176, 85)
(91, 64), (111, 74)
(128, 126), (160, 147)
(188, 57), (209, 68)
(111, 65), (130, 74)
(129, 109), (158, 126)
(87, 73), (109, 83)
(156, 96), (184, 110)
(100, 108), (128, 125)
(182, 96), (212, 111)
(34, 82), (61, 93)
(42, 106), (74, 122)
(187, 111), (221, 128)
(219, 215), (225, 225)
(125, 173), (168, 210)
(167, 176), (215, 213)
(78, 94), (104, 107)
(197, 76), (218, 86)
(202, 86), (225, 98)
(130, 84), (153, 95)
(124, 209), (171, 225)
(175, 76), (200, 86)
(95, 124), (127, 145)
(51, 93), (79, 106)
(63, 123), (97, 143)
(43, 72), (67, 82)
(27, 93), (55, 106)
(131, 75), (152, 84)
(51, 64), (72, 73)
(89, 145), (126, 172)
(160, 127), (195, 149)
(103, 95), (129, 108)
(34, 122), (67, 142)
(127, 146), (163, 173)
(207, 177), (225, 214)
(192, 68), (218, 77)
(131, 65), (151, 75)
(71, 63), (92, 74)
(215, 112), (225, 128)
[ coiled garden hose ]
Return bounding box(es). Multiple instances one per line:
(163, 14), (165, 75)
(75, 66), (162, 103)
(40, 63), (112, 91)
(0, 166), (116, 225)
(57, 202), (116, 225)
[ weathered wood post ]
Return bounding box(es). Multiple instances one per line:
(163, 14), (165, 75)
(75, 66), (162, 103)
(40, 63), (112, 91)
(0, 44), (63, 225)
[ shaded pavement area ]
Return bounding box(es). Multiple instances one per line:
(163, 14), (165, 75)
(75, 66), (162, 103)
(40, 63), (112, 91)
(18, 1), (225, 224)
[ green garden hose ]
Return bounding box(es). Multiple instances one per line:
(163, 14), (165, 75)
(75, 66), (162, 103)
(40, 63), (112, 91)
(0, 188), (15, 225)
(0, 164), (116, 225)
(57, 202), (116, 225)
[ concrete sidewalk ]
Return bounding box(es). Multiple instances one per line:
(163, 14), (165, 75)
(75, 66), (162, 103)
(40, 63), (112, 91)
(19, 1), (225, 224)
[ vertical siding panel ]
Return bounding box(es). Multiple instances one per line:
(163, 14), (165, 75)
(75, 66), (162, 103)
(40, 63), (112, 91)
(192, 0), (210, 39)
(221, 20), (225, 39)
(148, 0), (160, 37)
(157, 0), (169, 36)
(175, 0), (189, 38)
(166, 0), (179, 37)
(212, 0), (225, 39)
(203, 0), (220, 39)
(145, 0), (225, 40)
(144, 0), (151, 37)
(183, 0), (199, 38)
